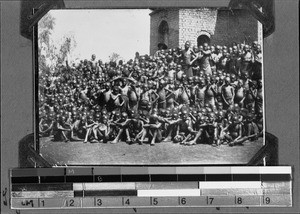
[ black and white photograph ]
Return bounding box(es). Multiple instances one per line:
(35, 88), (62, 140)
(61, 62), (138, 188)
(38, 8), (265, 165)
(2, 0), (300, 213)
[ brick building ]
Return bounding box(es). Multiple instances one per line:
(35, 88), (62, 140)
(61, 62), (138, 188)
(149, 8), (262, 55)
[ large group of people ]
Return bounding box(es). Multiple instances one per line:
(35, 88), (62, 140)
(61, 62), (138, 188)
(39, 40), (263, 147)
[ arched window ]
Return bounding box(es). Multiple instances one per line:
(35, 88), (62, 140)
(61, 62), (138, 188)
(197, 34), (211, 48)
(158, 20), (169, 49)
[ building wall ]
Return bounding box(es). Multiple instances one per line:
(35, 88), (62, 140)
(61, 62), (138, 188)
(211, 9), (259, 46)
(150, 9), (179, 55)
(150, 8), (259, 51)
(178, 8), (218, 48)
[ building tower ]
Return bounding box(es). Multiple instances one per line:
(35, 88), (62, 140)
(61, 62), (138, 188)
(149, 8), (262, 55)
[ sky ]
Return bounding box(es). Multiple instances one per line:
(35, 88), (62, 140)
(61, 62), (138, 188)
(44, 9), (151, 62)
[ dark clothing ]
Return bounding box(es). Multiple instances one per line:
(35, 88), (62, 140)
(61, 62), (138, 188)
(181, 49), (193, 78)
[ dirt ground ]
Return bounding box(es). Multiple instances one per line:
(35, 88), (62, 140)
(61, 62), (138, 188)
(39, 137), (264, 165)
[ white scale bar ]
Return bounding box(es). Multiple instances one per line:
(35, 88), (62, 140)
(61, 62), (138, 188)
(73, 182), (136, 190)
(258, 167), (292, 174)
(199, 181), (262, 189)
(73, 183), (83, 191)
(230, 167), (291, 174)
(137, 189), (200, 197)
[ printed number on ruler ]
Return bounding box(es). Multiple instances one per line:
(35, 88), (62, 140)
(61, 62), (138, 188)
(263, 196), (271, 205)
(96, 198), (102, 206)
(151, 197), (159, 206)
(235, 196), (243, 205)
(179, 197), (187, 205)
(39, 199), (45, 207)
(125, 198), (131, 206)
(64, 199), (75, 207)
(207, 197), (214, 205)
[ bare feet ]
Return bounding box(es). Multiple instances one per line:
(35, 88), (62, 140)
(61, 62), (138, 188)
(110, 140), (118, 144)
(91, 139), (99, 143)
(186, 141), (196, 146)
(229, 141), (235, 146)
(71, 136), (82, 141)
(162, 137), (171, 142)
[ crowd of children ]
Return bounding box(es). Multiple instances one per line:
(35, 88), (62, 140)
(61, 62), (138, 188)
(39, 41), (263, 146)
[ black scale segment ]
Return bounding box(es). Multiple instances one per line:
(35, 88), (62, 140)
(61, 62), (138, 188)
(40, 176), (65, 183)
(84, 190), (137, 197)
(150, 174), (177, 182)
(66, 175), (93, 183)
(93, 174), (122, 182)
(11, 177), (39, 183)
(177, 174), (205, 181)
(121, 174), (150, 182)
(233, 174), (261, 181)
(205, 174), (232, 181)
(261, 174), (291, 181)
(74, 190), (84, 197)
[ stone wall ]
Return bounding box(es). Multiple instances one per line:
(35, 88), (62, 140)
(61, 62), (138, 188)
(150, 8), (260, 54)
(150, 9), (179, 55)
(178, 8), (218, 48)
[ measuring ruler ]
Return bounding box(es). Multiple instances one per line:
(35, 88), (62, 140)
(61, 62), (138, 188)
(10, 166), (292, 209)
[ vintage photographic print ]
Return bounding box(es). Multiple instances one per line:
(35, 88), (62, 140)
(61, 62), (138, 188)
(37, 8), (264, 165)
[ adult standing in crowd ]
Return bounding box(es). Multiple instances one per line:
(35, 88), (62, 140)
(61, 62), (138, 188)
(200, 42), (212, 75)
(181, 41), (198, 78)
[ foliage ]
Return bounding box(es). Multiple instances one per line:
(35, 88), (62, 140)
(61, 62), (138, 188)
(38, 12), (56, 74)
(109, 52), (121, 63)
(38, 12), (77, 74)
(57, 34), (77, 65)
